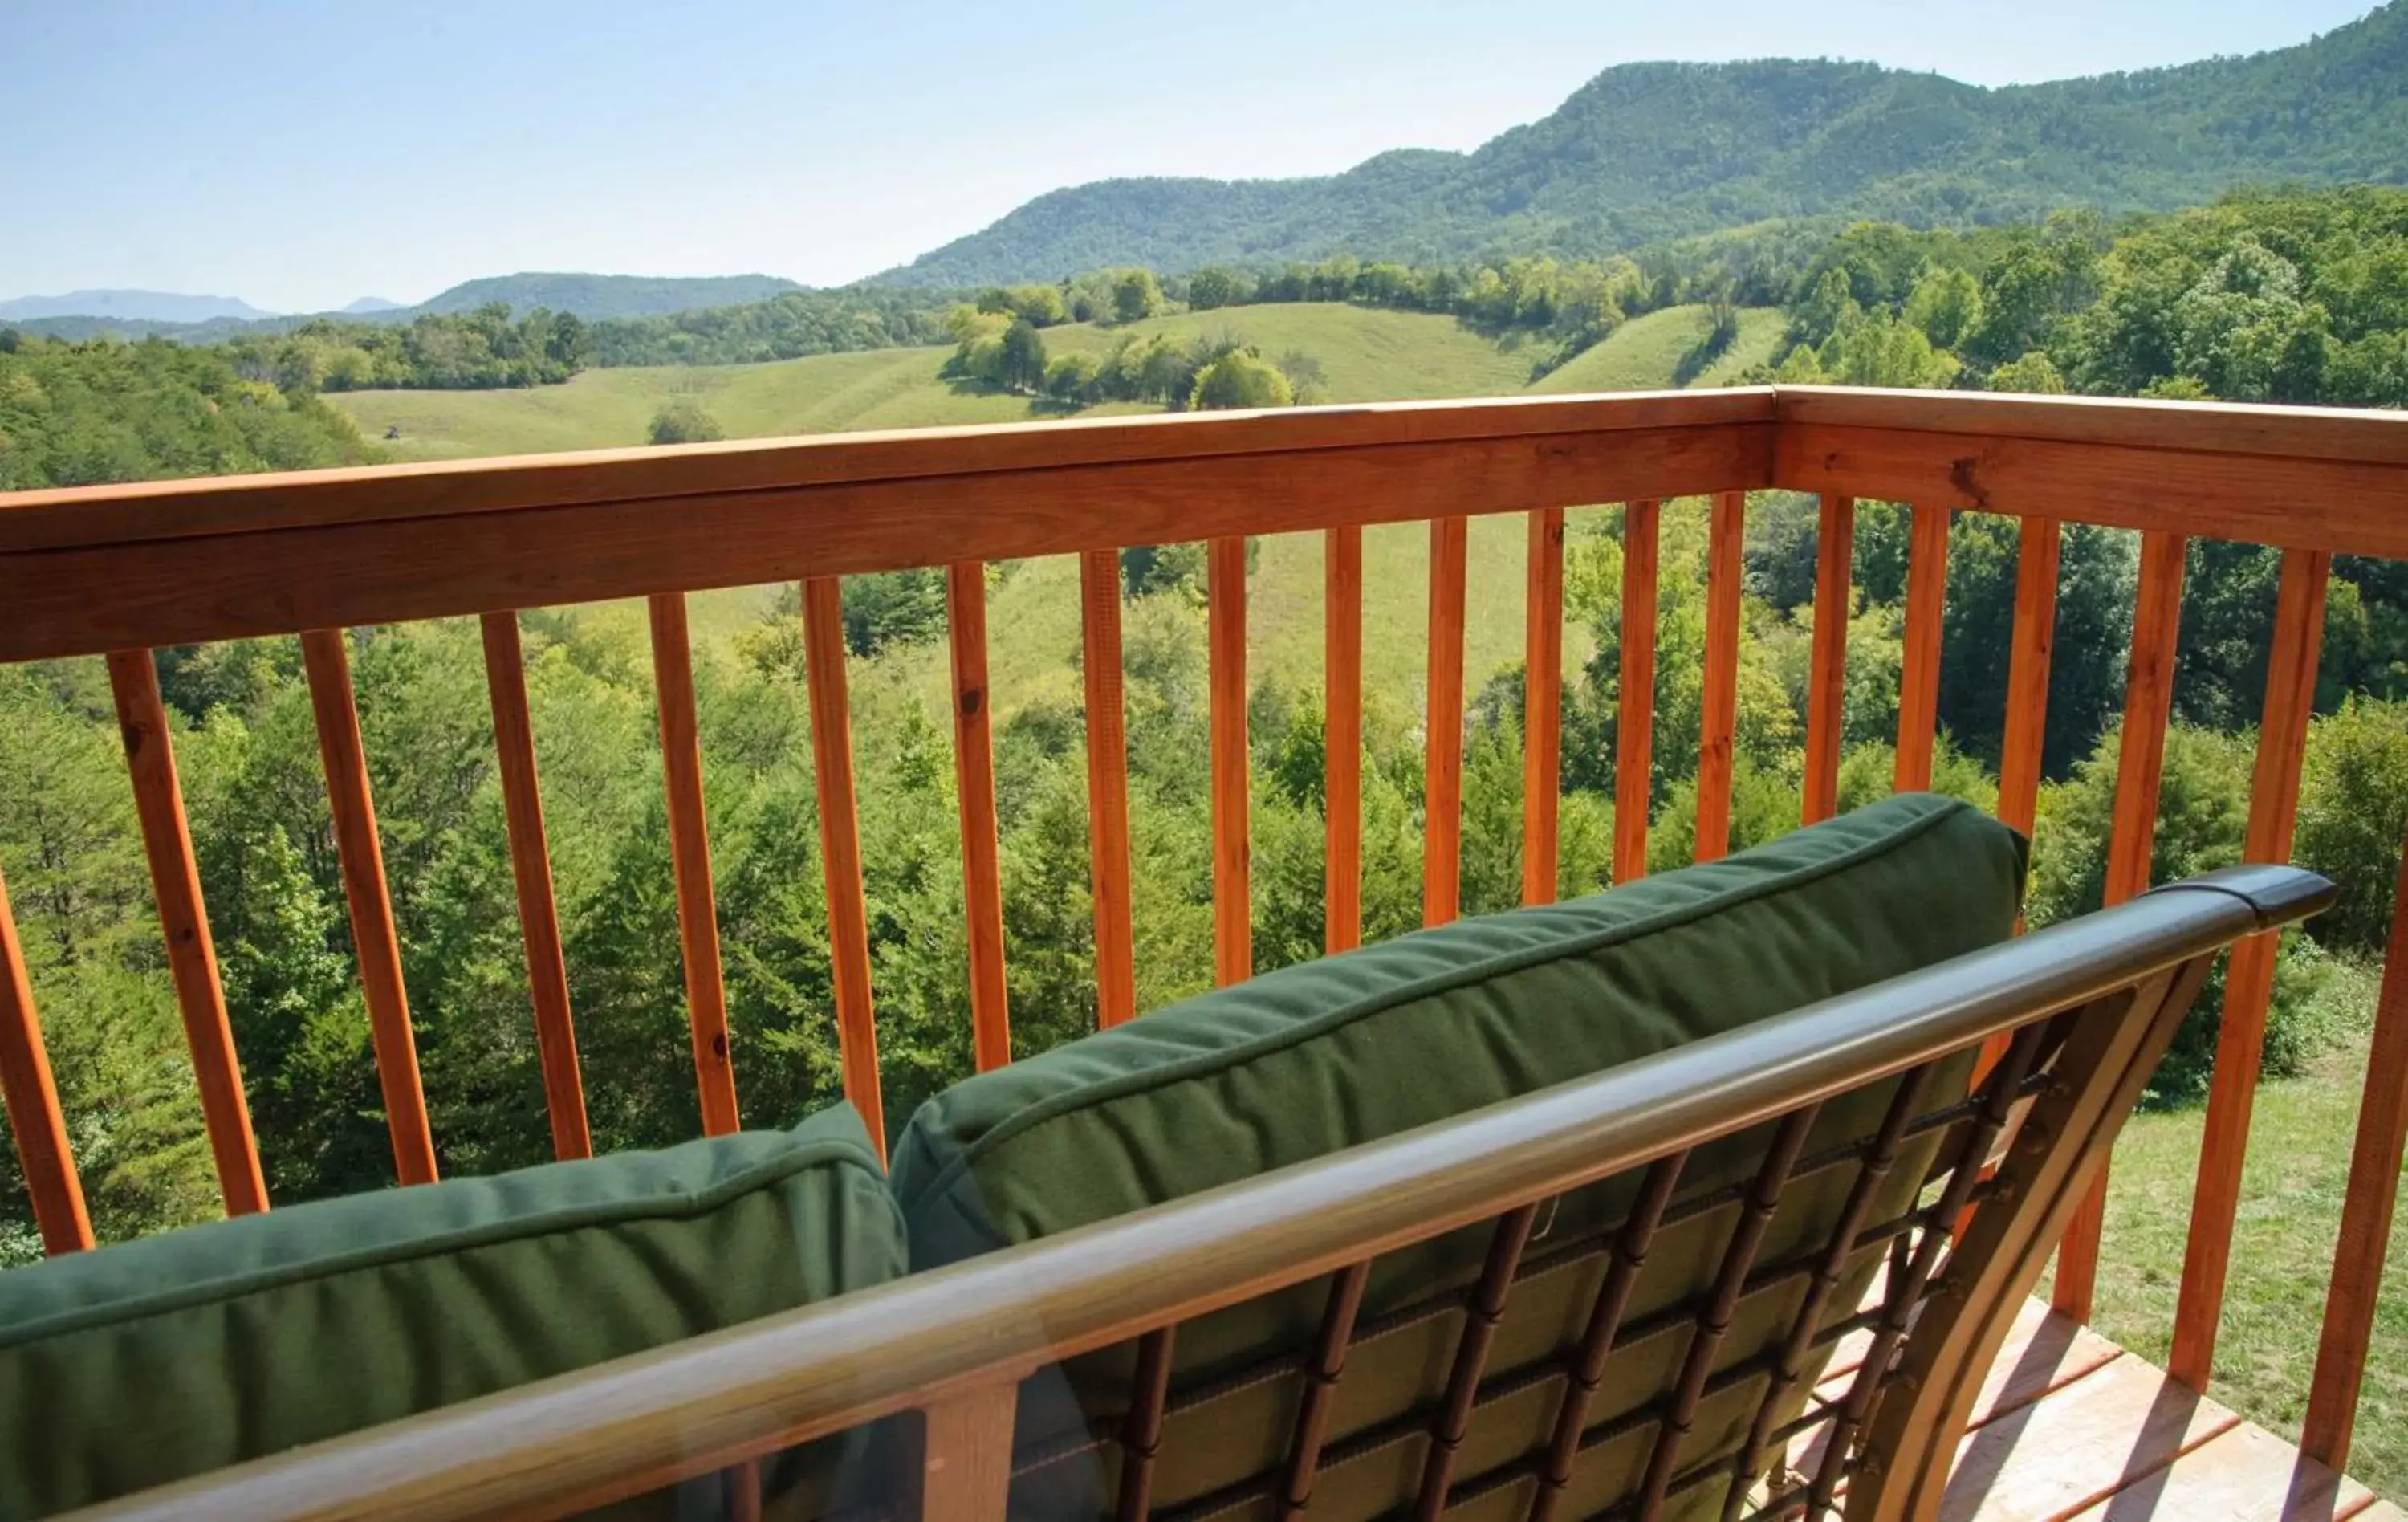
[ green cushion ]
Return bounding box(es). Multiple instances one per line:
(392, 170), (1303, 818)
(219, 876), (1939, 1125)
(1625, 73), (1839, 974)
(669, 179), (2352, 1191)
(888, 793), (2028, 1515)
(0, 1102), (903, 1517)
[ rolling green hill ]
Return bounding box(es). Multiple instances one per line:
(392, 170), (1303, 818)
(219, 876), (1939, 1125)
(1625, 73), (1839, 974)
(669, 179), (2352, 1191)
(331, 299), (1754, 686)
(875, 2), (2408, 284)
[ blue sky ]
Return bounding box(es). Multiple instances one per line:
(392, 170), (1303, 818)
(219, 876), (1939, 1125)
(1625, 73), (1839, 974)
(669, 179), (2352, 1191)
(0, 1), (2377, 312)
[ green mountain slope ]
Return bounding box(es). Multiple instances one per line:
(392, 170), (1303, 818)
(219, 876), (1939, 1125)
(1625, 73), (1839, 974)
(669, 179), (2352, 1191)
(875, 2), (2408, 285)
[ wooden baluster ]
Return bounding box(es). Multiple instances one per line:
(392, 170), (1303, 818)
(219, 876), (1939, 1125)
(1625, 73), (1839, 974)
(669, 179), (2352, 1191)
(477, 615), (592, 1161)
(0, 863), (94, 1254)
(2171, 547), (2330, 1386)
(946, 564), (1012, 1072)
(1210, 536), (1251, 986)
(1080, 551), (1137, 1027)
(1803, 494), (1855, 825)
(2054, 529), (2187, 1321)
(1696, 491), (1745, 862)
(1325, 527), (1365, 953)
(1425, 515), (1468, 927)
(1894, 503), (1950, 792)
(803, 577), (885, 1158)
(645, 594), (740, 1137)
(1984, 517), (2062, 1080)
(108, 649), (271, 1208)
(1522, 508), (1565, 905)
(299, 628), (439, 1185)
(1613, 500), (1661, 884)
(2301, 833), (2408, 1472)
(913, 1382), (1016, 1520)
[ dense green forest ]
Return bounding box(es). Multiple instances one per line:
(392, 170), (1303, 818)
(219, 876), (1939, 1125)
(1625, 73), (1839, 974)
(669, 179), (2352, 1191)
(876, 2), (2408, 286)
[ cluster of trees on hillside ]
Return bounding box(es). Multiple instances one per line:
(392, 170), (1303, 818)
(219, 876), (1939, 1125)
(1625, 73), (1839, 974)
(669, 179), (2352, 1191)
(589, 287), (958, 367)
(940, 307), (1313, 412)
(220, 306), (596, 392)
(1739, 188), (2408, 406)
(6, 496), (2405, 1263)
(0, 332), (379, 490)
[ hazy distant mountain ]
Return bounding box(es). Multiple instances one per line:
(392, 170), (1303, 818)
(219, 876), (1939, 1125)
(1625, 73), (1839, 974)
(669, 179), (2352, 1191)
(409, 272), (803, 319)
(872, 0), (2408, 285)
(340, 296), (405, 315)
(0, 289), (275, 323)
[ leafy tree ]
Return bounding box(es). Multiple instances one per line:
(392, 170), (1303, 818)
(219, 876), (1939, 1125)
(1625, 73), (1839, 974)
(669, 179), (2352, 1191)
(1987, 351), (2067, 393)
(2294, 698), (2408, 950)
(997, 319), (1048, 394)
(1186, 267), (1249, 311)
(647, 400), (723, 445)
(1188, 352), (1293, 410)
(1111, 269), (1165, 325)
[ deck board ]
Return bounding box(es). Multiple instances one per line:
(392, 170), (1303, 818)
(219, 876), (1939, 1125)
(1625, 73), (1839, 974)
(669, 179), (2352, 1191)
(1781, 1296), (2392, 1519)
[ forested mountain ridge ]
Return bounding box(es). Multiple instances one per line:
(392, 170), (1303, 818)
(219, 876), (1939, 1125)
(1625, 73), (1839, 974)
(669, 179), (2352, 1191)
(875, 1), (2408, 286)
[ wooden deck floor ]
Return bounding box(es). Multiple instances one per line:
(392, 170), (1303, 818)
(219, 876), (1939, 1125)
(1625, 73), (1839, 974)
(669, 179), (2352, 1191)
(1790, 1298), (2398, 1520)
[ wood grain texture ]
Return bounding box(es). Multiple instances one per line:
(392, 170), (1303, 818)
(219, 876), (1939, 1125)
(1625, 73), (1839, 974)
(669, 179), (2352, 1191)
(299, 629), (439, 1186)
(946, 564), (1011, 1072)
(76, 874), (2315, 1521)
(0, 390), (1780, 554)
(2170, 547), (2329, 1390)
(1522, 507), (1565, 905)
(1423, 515), (1467, 927)
(0, 864), (92, 1254)
(1613, 500), (1661, 884)
(477, 615), (592, 1162)
(645, 595), (739, 1137)
(1802, 494), (1855, 825)
(1894, 503), (1951, 792)
(1325, 527), (1364, 952)
(1695, 490), (1744, 861)
(2053, 529), (2186, 1323)
(1996, 519), (2062, 840)
(913, 1382), (1016, 1521)
(108, 649), (271, 1209)
(1775, 385), (2408, 466)
(803, 577), (885, 1158)
(2302, 833), (2408, 1473)
(1939, 1345), (2241, 1520)
(1079, 551), (1137, 1028)
(1210, 536), (1251, 986)
(0, 424), (1772, 664)
(1774, 421), (2408, 563)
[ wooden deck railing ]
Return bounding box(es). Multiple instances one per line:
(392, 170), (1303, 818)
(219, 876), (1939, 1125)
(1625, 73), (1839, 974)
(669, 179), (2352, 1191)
(1, 385), (2405, 1476)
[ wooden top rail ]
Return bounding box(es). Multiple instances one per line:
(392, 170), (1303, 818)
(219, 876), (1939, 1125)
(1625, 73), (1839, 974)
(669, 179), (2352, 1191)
(79, 865), (2333, 1522)
(5, 388), (2406, 665)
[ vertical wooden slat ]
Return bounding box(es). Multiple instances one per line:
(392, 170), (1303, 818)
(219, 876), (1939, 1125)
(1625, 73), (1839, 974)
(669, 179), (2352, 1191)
(1415, 1203), (1540, 1519)
(1613, 500), (1661, 884)
(107, 648), (271, 1210)
(2301, 834), (2408, 1471)
(1279, 1262), (1371, 1518)
(1116, 1327), (1178, 1521)
(1531, 1152), (1687, 1522)
(2053, 529), (2188, 1322)
(1695, 491), (1745, 862)
(1803, 494), (1856, 825)
(1425, 515), (1468, 928)
(1893, 503), (1950, 793)
(0, 862), (94, 1254)
(803, 577), (885, 1158)
(299, 628), (438, 1186)
(913, 1382), (1017, 1521)
(476, 614), (592, 1162)
(1210, 536), (1251, 987)
(1995, 519), (2063, 840)
(1638, 1106), (1820, 1519)
(1522, 508), (1565, 906)
(2170, 547), (2331, 1386)
(645, 594), (740, 1137)
(1325, 527), (1364, 954)
(946, 564), (1012, 1072)
(1079, 551), (1137, 1028)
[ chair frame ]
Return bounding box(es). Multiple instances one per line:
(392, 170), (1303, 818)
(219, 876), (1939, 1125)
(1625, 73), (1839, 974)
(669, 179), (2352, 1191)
(72, 865), (2333, 1522)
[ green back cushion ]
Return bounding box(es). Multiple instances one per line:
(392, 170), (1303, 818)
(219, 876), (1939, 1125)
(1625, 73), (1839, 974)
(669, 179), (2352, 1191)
(0, 1102), (902, 1517)
(888, 793), (2027, 1516)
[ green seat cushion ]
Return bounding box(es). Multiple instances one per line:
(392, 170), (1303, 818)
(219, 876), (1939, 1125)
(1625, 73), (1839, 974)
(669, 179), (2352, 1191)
(888, 792), (2027, 1516)
(0, 1101), (902, 1517)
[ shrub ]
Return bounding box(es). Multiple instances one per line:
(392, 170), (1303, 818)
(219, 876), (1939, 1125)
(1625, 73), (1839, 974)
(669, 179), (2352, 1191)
(646, 400), (722, 446)
(2294, 698), (2408, 950)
